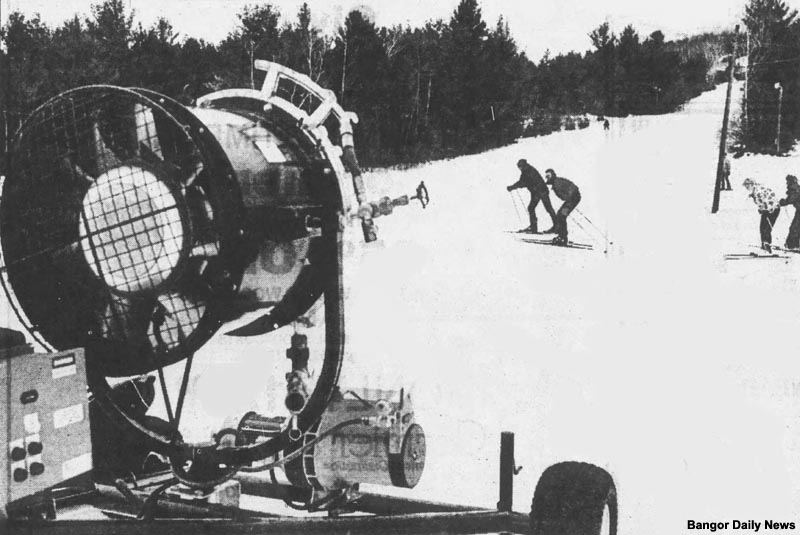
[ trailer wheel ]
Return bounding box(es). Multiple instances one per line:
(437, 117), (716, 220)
(529, 461), (617, 535)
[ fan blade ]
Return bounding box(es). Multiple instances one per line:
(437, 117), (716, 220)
(102, 293), (155, 349)
(138, 136), (205, 189)
(151, 292), (206, 351)
(60, 156), (95, 186)
(92, 118), (122, 171)
(138, 140), (165, 164)
(50, 242), (84, 272)
(191, 242), (219, 257)
(183, 160), (204, 187)
(134, 103), (163, 160)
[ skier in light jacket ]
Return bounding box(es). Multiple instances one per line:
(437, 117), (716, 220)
(743, 178), (781, 252)
(779, 174), (800, 250)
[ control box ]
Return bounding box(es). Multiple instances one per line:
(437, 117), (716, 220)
(0, 338), (92, 518)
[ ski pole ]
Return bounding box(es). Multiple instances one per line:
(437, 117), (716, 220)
(569, 212), (590, 237)
(573, 207), (603, 236)
(509, 190), (524, 225)
(574, 208), (612, 245)
(514, 190), (529, 220)
(568, 214), (610, 254)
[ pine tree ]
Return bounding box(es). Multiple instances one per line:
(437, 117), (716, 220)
(741, 0), (799, 152)
(130, 18), (181, 96)
(278, 4), (328, 81)
(327, 10), (390, 163)
(589, 22), (617, 113)
(85, 0), (134, 84)
(440, 0), (489, 151)
(239, 4), (281, 88)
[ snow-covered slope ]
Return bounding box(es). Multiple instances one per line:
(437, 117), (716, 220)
(338, 82), (800, 533)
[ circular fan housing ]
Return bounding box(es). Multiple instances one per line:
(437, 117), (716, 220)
(1, 86), (246, 377)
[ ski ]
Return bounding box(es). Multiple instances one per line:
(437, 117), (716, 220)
(763, 245), (800, 254)
(725, 252), (790, 260)
(505, 229), (555, 235)
(747, 245), (800, 256)
(519, 237), (593, 250)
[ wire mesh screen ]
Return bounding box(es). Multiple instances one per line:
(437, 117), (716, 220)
(79, 164), (184, 293)
(0, 86), (227, 375)
(275, 76), (323, 117)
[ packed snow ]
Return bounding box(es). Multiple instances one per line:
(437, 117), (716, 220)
(339, 81), (800, 533)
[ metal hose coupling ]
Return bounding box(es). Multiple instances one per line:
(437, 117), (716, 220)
(285, 369), (310, 415)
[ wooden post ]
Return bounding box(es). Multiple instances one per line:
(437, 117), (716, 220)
(712, 25), (738, 214)
(497, 432), (514, 512)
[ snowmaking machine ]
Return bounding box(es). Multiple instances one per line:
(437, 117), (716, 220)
(0, 61), (616, 534)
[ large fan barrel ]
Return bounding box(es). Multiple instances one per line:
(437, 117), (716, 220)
(0, 85), (344, 377)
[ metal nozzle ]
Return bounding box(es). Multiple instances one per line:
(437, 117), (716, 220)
(285, 369), (309, 414)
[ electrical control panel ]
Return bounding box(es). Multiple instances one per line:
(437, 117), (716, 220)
(0, 336), (92, 518)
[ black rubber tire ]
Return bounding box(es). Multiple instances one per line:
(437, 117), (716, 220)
(530, 461), (617, 535)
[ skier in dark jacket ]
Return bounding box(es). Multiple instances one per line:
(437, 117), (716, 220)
(507, 159), (557, 233)
(721, 157), (732, 191)
(544, 168), (581, 245)
(780, 174), (800, 250)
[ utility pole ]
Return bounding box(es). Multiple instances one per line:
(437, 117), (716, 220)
(775, 82), (783, 154)
(712, 25), (738, 214)
(340, 35), (348, 106)
(744, 31), (749, 127)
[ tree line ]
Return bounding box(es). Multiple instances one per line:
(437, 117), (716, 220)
(1, 0), (763, 172)
(736, 0), (799, 154)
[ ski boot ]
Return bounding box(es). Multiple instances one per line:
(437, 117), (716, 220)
(551, 236), (568, 246)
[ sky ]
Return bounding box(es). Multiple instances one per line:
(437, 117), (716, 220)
(1, 0), (799, 61)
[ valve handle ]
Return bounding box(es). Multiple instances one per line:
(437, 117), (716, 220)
(412, 181), (429, 209)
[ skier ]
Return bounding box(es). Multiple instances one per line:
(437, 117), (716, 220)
(721, 157), (732, 191)
(603, 119), (610, 131)
(742, 178), (781, 252)
(780, 174), (800, 250)
(506, 159), (556, 233)
(544, 168), (581, 245)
